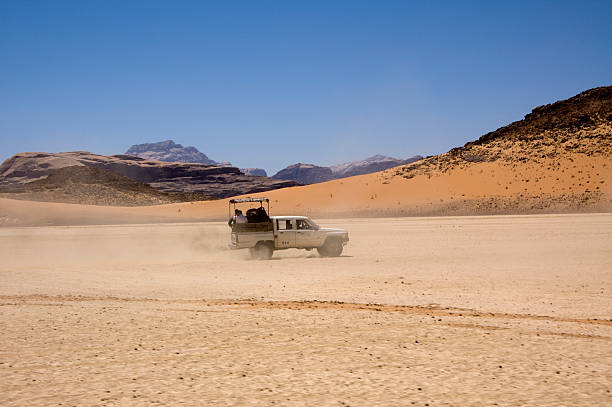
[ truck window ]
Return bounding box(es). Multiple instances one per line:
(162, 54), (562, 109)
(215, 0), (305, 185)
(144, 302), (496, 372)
(277, 219), (293, 230)
(296, 219), (313, 230)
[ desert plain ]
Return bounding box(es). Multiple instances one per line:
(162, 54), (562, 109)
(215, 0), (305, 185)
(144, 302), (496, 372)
(1, 214), (611, 406)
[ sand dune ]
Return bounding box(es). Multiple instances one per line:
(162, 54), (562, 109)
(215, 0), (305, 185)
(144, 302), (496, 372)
(1, 153), (609, 227)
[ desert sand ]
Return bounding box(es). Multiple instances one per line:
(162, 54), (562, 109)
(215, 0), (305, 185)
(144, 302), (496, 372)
(1, 214), (611, 406)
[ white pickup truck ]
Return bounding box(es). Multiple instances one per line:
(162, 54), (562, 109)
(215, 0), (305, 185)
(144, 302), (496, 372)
(228, 198), (349, 259)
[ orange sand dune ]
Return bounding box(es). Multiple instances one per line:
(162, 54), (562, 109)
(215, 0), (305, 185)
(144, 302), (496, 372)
(1, 154), (609, 226)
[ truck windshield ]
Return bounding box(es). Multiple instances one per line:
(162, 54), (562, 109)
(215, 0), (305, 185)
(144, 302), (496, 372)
(296, 219), (318, 230)
(306, 219), (320, 230)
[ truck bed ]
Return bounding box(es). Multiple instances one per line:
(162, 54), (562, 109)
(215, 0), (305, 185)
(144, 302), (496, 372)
(231, 222), (273, 233)
(230, 221), (274, 249)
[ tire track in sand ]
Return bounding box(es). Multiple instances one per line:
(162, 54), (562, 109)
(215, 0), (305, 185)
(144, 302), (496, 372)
(1, 294), (610, 326)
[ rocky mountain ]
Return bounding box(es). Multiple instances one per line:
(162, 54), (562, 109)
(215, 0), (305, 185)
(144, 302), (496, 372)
(0, 151), (299, 201)
(125, 140), (230, 166)
(0, 166), (212, 206)
(125, 140), (421, 184)
(392, 86), (612, 179)
(272, 163), (334, 184)
(240, 168), (267, 177)
(272, 155), (423, 184)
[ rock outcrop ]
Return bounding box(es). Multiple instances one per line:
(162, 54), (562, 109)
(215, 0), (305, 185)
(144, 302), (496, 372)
(240, 168), (268, 177)
(125, 140), (230, 166)
(0, 151), (299, 200)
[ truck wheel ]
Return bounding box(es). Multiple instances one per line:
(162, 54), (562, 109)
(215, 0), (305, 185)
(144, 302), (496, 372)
(251, 242), (273, 260)
(317, 238), (343, 257)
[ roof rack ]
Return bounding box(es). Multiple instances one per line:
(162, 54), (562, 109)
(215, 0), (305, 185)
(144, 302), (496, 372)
(229, 197), (269, 204)
(228, 197), (270, 219)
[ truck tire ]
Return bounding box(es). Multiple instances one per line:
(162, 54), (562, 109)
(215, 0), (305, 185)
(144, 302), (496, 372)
(251, 241), (273, 260)
(317, 238), (343, 257)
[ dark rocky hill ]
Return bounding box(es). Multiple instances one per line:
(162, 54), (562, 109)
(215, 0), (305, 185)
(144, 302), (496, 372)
(0, 166), (211, 206)
(0, 151), (299, 200)
(474, 86), (612, 145)
(125, 140), (230, 166)
(272, 163), (334, 184)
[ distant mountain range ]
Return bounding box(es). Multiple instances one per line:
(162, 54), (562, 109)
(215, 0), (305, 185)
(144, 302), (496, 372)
(0, 139), (422, 205)
(271, 155), (423, 184)
(331, 154), (423, 177)
(124, 140), (419, 183)
(0, 151), (298, 202)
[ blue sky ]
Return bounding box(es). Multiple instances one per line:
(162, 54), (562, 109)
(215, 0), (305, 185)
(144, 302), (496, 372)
(1, 1), (610, 174)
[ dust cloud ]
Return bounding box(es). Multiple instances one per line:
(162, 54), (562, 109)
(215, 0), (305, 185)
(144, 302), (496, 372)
(0, 222), (231, 269)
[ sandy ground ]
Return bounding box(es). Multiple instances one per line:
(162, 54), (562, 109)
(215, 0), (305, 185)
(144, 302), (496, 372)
(1, 214), (611, 406)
